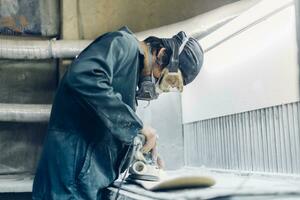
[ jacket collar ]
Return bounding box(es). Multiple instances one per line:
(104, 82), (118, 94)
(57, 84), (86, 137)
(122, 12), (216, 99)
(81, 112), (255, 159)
(119, 26), (144, 55)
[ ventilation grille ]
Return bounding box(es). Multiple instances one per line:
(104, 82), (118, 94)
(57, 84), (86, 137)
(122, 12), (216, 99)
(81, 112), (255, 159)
(183, 101), (300, 174)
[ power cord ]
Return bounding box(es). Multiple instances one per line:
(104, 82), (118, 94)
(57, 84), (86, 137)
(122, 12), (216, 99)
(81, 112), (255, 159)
(114, 139), (138, 200)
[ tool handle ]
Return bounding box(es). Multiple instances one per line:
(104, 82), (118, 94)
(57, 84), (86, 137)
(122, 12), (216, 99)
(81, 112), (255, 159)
(134, 134), (146, 146)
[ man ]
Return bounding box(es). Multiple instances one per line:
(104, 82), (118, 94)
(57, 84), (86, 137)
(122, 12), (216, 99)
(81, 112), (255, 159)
(32, 26), (203, 200)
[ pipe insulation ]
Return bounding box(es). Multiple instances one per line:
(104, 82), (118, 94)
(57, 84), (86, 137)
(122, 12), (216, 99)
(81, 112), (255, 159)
(0, 0), (258, 59)
(0, 39), (90, 59)
(0, 104), (51, 122)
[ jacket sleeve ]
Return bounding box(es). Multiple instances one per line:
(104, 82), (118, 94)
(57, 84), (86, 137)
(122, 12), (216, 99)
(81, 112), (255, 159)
(65, 33), (143, 144)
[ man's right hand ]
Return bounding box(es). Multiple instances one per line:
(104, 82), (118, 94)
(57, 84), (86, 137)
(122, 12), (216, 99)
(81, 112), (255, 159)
(140, 125), (157, 153)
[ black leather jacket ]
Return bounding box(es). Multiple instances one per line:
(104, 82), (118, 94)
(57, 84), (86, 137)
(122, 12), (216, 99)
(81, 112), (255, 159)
(32, 27), (143, 200)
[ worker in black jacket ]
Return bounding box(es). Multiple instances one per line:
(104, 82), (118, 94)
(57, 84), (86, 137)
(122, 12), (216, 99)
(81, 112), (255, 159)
(32, 26), (203, 200)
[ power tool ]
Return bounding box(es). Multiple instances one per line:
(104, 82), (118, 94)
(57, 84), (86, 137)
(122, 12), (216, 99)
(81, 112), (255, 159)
(127, 134), (161, 181)
(114, 134), (161, 200)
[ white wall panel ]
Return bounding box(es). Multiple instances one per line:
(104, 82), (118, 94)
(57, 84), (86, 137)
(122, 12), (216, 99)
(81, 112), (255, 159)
(182, 3), (299, 123)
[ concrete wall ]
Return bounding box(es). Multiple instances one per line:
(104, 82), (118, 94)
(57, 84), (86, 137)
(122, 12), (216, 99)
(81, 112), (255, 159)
(61, 0), (239, 39)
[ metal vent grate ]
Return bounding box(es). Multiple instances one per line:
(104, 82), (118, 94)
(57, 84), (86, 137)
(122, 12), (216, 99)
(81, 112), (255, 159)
(183, 101), (300, 174)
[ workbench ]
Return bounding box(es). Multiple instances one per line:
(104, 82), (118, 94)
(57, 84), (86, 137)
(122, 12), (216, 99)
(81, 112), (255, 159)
(108, 167), (300, 200)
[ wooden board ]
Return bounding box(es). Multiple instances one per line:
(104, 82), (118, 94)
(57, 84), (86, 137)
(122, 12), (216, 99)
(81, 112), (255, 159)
(113, 168), (300, 200)
(127, 174), (216, 191)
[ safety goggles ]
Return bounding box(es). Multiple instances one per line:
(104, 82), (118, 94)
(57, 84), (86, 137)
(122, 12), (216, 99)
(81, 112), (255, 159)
(155, 36), (188, 94)
(155, 68), (183, 94)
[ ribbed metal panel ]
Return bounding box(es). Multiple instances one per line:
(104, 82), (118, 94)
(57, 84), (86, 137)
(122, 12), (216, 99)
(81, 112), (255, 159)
(183, 101), (300, 174)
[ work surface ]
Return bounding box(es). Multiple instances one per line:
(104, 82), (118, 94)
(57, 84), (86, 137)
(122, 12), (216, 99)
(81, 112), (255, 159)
(109, 167), (300, 200)
(0, 168), (300, 199)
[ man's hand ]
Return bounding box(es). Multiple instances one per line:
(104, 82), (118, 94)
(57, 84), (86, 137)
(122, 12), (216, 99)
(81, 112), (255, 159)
(151, 145), (165, 169)
(140, 125), (157, 153)
(140, 125), (165, 169)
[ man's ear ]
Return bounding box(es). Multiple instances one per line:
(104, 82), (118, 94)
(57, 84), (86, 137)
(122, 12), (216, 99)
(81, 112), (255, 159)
(155, 48), (167, 68)
(157, 48), (166, 60)
(141, 43), (155, 76)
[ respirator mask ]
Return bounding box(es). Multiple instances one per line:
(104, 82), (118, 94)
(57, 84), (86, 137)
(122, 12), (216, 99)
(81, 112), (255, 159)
(136, 36), (189, 101)
(136, 46), (159, 101)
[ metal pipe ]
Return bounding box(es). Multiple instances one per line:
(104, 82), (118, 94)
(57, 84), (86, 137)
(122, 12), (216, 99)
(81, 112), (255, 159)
(0, 39), (90, 59)
(0, 104), (51, 122)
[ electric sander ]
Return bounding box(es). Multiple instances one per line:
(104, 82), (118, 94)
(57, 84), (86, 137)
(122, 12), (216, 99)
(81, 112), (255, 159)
(127, 134), (161, 182)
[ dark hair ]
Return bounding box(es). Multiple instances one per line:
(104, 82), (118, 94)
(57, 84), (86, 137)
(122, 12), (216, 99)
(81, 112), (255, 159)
(144, 36), (171, 67)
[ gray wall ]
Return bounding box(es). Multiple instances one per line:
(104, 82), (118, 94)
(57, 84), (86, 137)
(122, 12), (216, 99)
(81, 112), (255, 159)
(137, 93), (184, 170)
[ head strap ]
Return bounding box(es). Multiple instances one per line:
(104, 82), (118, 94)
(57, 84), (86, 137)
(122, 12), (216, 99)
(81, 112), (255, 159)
(167, 36), (189, 73)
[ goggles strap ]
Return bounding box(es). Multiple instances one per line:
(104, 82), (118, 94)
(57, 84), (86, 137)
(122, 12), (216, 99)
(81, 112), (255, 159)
(147, 45), (157, 84)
